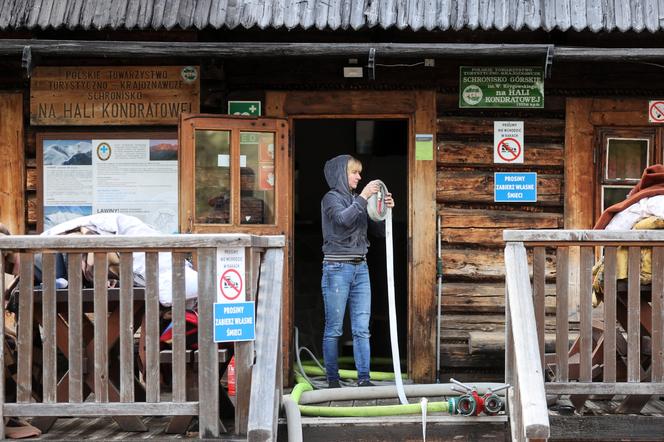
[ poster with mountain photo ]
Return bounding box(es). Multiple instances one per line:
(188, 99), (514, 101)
(43, 139), (94, 230)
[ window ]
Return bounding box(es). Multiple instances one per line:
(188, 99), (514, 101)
(179, 116), (287, 233)
(597, 129), (656, 214)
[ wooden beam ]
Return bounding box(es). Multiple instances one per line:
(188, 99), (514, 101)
(0, 93), (24, 234)
(409, 90), (437, 383)
(564, 98), (594, 230)
(1, 40), (664, 62)
(0, 39), (551, 57)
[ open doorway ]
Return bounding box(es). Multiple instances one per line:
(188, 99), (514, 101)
(293, 118), (408, 373)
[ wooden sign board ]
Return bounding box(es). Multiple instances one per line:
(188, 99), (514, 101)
(31, 66), (200, 125)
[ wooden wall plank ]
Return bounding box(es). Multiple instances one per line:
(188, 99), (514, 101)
(440, 208), (562, 229)
(437, 140), (564, 167)
(437, 170), (562, 205)
(441, 209), (562, 245)
(438, 116), (565, 139)
(282, 90), (416, 115)
(0, 93), (24, 234)
(442, 247), (555, 280)
(442, 281), (556, 313)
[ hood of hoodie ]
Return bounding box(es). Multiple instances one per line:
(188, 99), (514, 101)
(324, 154), (352, 196)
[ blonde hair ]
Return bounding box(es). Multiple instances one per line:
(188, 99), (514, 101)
(347, 156), (363, 174)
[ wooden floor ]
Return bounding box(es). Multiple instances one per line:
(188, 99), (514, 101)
(15, 416), (244, 441)
(549, 396), (664, 441)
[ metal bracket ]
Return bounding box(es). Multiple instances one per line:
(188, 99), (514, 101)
(544, 44), (554, 79)
(367, 48), (376, 80)
(21, 46), (32, 79)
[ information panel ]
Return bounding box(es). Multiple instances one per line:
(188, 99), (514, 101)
(459, 67), (544, 109)
(214, 301), (256, 343)
(42, 137), (179, 232)
(494, 172), (537, 203)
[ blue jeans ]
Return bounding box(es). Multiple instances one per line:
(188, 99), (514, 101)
(321, 261), (371, 383)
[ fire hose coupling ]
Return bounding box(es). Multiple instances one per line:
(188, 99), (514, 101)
(366, 180), (390, 222)
(449, 378), (510, 416)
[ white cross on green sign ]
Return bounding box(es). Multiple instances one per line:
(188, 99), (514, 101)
(228, 101), (262, 116)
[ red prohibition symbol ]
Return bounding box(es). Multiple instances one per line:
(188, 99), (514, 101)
(497, 137), (522, 162)
(649, 101), (664, 122)
(220, 268), (243, 301)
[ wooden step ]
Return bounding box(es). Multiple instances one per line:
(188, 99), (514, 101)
(278, 415), (508, 441)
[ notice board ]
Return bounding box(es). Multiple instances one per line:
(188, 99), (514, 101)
(38, 133), (179, 233)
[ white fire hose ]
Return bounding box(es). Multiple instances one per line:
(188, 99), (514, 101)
(367, 180), (409, 405)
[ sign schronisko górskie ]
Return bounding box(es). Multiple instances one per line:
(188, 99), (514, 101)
(459, 67), (544, 109)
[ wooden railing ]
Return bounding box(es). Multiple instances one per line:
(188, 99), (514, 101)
(505, 230), (664, 441)
(0, 233), (284, 440)
(503, 237), (550, 441)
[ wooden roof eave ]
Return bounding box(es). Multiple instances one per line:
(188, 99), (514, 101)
(0, 39), (663, 63)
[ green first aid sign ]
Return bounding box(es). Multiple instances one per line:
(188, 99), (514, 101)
(459, 67), (544, 109)
(228, 101), (261, 116)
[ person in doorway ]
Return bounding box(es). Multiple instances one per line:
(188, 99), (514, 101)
(321, 154), (394, 388)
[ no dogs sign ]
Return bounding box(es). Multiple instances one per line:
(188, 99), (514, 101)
(494, 121), (524, 164)
(216, 248), (246, 302)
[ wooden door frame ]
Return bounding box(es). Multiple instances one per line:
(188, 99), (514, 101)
(266, 90), (437, 382)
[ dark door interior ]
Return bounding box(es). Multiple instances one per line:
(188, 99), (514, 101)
(293, 118), (408, 371)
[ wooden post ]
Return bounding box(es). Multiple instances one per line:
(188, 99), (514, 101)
(197, 247), (220, 438)
(0, 93), (24, 234)
(504, 242), (550, 440)
(248, 248), (284, 441)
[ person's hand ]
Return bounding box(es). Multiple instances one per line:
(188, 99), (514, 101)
(359, 180), (381, 200)
(385, 192), (395, 208)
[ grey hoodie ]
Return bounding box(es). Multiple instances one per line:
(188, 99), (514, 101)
(321, 155), (384, 257)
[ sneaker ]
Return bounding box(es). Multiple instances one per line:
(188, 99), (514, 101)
(357, 379), (375, 387)
(328, 380), (341, 389)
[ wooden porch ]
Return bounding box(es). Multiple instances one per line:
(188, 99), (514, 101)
(0, 233), (284, 441)
(505, 230), (664, 441)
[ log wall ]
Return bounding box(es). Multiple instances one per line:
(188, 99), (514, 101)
(436, 93), (564, 375)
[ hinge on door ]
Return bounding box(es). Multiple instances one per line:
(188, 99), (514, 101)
(593, 146), (597, 164)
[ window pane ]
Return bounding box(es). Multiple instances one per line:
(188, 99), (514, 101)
(606, 138), (648, 180)
(240, 131), (275, 224)
(602, 186), (632, 211)
(195, 130), (231, 224)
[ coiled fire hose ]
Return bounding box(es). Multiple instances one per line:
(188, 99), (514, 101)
(366, 180), (408, 405)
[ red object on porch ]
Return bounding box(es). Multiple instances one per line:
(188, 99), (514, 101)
(228, 356), (236, 396)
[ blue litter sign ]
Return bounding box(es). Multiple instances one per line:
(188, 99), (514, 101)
(494, 172), (537, 202)
(214, 301), (255, 343)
